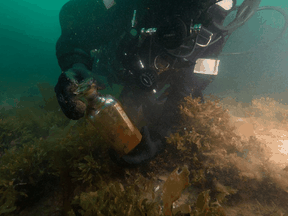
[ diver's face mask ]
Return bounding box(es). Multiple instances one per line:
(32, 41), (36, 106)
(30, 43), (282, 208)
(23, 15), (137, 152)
(156, 17), (188, 50)
(156, 16), (215, 58)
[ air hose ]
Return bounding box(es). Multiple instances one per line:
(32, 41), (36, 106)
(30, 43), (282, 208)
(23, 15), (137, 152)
(213, 0), (261, 34)
(219, 6), (288, 55)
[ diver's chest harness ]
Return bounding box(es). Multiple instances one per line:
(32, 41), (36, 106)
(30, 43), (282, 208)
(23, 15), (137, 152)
(114, 11), (216, 92)
(92, 0), (262, 93)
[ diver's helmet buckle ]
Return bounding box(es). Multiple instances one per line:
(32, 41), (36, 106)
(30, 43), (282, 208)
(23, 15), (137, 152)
(190, 24), (214, 48)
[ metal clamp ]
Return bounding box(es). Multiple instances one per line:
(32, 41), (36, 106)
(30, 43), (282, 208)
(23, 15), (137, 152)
(191, 24), (214, 47)
(140, 28), (157, 36)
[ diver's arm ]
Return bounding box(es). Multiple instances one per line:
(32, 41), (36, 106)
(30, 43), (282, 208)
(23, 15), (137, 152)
(56, 0), (99, 72)
(55, 0), (105, 120)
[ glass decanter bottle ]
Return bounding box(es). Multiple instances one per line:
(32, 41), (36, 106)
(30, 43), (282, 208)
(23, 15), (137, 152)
(75, 78), (142, 157)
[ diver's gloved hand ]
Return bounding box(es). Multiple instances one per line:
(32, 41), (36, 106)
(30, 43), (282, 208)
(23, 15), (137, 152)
(55, 63), (94, 120)
(109, 126), (166, 167)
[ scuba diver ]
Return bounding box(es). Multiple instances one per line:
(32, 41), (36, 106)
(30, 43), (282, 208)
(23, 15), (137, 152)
(54, 0), (285, 166)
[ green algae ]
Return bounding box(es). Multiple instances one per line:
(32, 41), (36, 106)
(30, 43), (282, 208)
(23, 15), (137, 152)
(1, 85), (288, 215)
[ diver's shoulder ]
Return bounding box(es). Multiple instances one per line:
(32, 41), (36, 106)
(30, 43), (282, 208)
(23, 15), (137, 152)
(60, 0), (97, 12)
(60, 0), (100, 20)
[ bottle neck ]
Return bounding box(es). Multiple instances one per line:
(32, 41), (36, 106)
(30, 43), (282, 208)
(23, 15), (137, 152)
(86, 93), (105, 111)
(86, 88), (98, 102)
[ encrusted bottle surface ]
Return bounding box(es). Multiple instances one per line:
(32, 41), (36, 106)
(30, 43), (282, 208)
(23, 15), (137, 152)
(77, 81), (142, 156)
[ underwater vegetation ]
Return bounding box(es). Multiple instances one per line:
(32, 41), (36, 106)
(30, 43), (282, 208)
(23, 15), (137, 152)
(0, 83), (288, 215)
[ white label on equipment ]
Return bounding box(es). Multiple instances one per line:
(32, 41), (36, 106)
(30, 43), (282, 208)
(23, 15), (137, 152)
(216, 0), (233, 11)
(103, 0), (116, 9)
(194, 58), (220, 75)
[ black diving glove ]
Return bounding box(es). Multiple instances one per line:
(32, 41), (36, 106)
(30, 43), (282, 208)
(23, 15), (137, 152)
(55, 63), (96, 120)
(109, 126), (166, 167)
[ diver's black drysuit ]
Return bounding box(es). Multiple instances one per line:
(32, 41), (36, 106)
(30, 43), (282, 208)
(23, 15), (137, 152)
(55, 0), (229, 166)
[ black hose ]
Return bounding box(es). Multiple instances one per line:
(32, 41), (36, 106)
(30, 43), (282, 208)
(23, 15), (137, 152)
(213, 0), (261, 34)
(220, 6), (288, 56)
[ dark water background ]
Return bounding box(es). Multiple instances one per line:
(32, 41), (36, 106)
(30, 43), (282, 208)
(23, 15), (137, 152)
(0, 0), (287, 106)
(0, 0), (66, 106)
